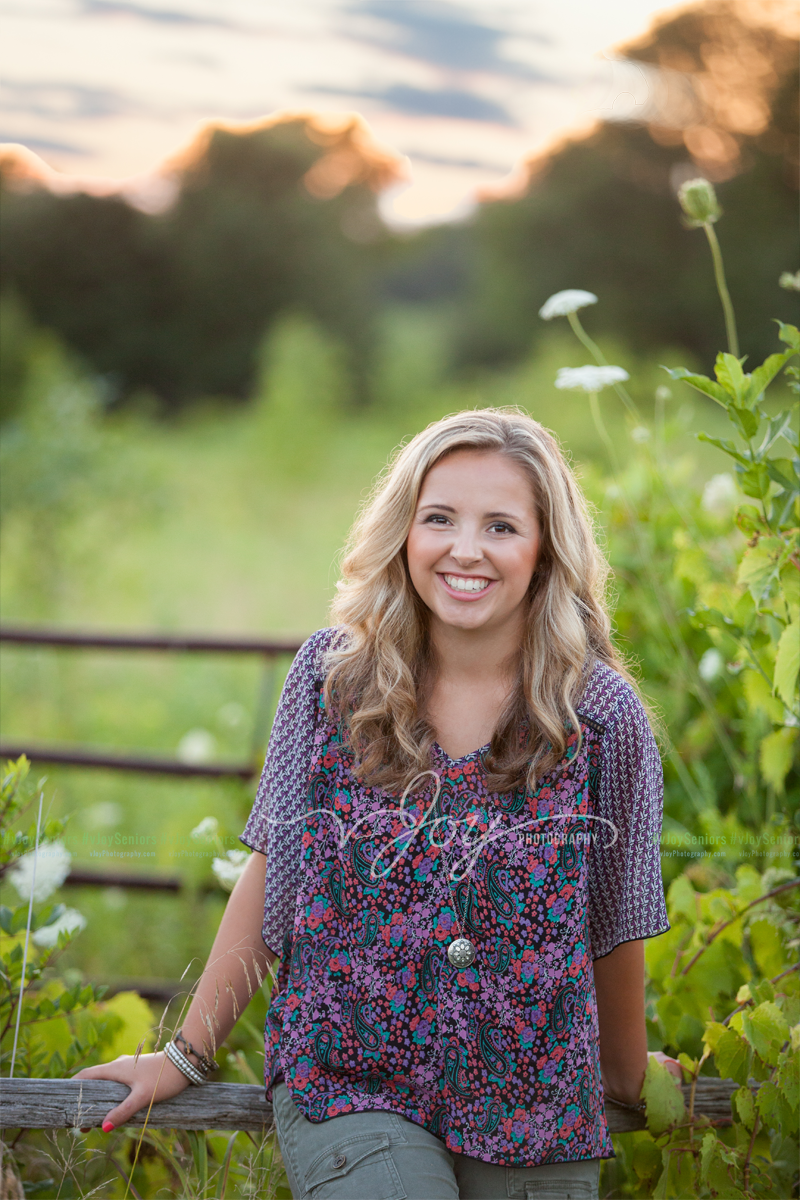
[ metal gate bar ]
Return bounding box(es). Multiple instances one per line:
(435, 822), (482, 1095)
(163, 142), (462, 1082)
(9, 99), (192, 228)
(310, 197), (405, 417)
(0, 625), (305, 777)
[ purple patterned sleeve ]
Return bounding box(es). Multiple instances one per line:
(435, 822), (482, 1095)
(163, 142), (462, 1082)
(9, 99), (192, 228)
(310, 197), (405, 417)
(584, 671), (670, 960)
(240, 628), (333, 953)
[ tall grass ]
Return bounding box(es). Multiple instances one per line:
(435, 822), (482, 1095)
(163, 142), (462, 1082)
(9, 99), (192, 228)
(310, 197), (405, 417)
(0, 306), (785, 984)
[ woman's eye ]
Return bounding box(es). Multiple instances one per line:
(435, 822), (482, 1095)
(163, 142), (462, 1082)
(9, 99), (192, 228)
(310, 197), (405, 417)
(424, 514), (451, 525)
(489, 522), (515, 534)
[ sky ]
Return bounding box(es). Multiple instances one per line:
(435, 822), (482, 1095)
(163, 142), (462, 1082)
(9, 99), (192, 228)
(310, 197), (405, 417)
(0, 0), (679, 224)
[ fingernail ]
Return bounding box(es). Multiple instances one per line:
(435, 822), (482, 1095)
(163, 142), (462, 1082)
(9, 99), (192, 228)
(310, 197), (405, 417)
(102, 1121), (115, 1132)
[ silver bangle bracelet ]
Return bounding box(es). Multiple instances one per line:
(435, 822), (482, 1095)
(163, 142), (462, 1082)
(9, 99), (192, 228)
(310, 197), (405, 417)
(166, 1039), (208, 1086)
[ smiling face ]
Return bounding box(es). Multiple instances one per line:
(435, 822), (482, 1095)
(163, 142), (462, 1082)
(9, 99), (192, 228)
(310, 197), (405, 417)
(405, 448), (542, 638)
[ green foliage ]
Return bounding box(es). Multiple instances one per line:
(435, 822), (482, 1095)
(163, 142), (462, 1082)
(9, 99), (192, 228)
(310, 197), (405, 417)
(641, 1055), (686, 1135)
(0, 758), (115, 1079)
(10, 1121), (290, 1198)
(633, 866), (799, 1198)
(1, 116), (392, 406)
(663, 321), (799, 800)
(542, 171), (799, 1199)
(616, 865), (800, 1199)
(545, 331), (798, 841)
(0, 758), (290, 1197)
(0, 310), (105, 526)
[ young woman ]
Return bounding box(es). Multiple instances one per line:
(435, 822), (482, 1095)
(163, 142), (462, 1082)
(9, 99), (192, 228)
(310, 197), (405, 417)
(77, 408), (680, 1200)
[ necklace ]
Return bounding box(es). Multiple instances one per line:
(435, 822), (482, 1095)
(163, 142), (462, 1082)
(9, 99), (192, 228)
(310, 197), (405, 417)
(438, 787), (478, 968)
(448, 933), (476, 969)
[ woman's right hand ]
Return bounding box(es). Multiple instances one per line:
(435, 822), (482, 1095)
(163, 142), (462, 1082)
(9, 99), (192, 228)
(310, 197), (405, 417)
(73, 1051), (190, 1130)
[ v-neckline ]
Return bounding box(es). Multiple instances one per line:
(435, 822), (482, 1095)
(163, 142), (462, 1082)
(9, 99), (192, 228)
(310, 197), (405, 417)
(432, 739), (491, 765)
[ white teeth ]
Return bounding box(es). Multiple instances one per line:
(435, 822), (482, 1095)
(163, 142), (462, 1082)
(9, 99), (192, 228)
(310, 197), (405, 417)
(443, 574), (492, 593)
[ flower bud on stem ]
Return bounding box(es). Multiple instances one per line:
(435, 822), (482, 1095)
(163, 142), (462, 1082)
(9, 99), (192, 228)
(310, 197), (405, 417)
(678, 178), (739, 357)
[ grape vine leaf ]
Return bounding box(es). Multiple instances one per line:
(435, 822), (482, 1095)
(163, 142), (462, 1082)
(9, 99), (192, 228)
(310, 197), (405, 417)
(642, 1054), (686, 1135)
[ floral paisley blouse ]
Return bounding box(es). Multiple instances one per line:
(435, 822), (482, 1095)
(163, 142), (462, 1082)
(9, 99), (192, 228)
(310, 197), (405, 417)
(241, 628), (669, 1168)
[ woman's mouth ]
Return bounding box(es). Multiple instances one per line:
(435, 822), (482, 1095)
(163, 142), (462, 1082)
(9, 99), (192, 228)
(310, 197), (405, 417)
(439, 573), (497, 599)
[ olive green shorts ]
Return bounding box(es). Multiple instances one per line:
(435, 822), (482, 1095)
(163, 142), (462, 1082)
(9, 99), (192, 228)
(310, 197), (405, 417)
(273, 1082), (602, 1200)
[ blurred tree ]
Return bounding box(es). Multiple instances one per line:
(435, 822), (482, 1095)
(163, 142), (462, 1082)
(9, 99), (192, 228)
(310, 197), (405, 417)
(386, 0), (799, 373)
(2, 2), (797, 405)
(0, 115), (402, 408)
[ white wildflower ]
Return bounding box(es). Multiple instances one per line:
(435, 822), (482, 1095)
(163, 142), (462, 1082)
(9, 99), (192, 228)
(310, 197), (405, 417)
(539, 290), (598, 320)
(191, 816), (220, 841)
(8, 840), (72, 904)
(554, 365), (630, 393)
(655, 385), (672, 402)
(32, 907), (87, 948)
(631, 426), (651, 443)
(779, 270), (800, 292)
(702, 473), (738, 516)
(698, 648), (725, 682)
(177, 729), (216, 764)
(211, 849), (249, 892)
(83, 801), (122, 829)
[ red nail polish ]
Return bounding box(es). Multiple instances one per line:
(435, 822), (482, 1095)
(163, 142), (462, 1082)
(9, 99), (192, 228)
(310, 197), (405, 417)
(102, 1120), (115, 1132)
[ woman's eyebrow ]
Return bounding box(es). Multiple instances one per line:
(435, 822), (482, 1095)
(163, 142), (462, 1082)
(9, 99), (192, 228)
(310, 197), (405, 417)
(417, 503), (522, 521)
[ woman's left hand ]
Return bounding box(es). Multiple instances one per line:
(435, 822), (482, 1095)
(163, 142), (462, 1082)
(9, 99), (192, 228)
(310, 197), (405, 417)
(648, 1050), (683, 1082)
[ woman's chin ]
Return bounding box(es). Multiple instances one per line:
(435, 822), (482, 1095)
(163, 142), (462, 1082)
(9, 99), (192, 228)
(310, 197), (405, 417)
(432, 602), (498, 631)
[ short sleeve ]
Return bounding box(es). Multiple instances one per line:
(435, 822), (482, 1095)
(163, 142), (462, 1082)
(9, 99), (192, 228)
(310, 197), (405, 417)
(586, 683), (670, 960)
(240, 628), (333, 953)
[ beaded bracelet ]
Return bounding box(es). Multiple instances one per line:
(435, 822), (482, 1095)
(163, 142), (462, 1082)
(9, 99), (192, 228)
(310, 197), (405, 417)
(174, 1027), (219, 1074)
(165, 1039), (208, 1086)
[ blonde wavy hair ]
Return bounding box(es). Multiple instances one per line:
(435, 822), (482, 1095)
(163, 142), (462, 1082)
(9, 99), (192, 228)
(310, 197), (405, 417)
(324, 406), (635, 795)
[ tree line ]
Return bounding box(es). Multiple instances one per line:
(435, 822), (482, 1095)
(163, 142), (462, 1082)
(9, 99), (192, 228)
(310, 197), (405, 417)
(1, 0), (797, 412)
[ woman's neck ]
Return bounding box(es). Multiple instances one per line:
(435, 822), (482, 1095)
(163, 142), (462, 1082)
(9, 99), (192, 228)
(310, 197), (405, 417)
(427, 614), (523, 687)
(423, 617), (523, 759)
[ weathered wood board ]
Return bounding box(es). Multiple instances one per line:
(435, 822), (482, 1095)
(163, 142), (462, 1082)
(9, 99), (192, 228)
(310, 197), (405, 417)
(1, 1079), (273, 1133)
(1, 1077), (737, 1134)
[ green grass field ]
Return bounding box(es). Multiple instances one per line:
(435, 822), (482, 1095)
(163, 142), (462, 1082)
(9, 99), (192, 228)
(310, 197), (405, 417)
(0, 309), (761, 989)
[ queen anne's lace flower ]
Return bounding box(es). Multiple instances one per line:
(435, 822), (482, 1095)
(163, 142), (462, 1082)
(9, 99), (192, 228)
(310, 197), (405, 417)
(177, 728), (216, 764)
(191, 816), (220, 841)
(698, 648), (725, 682)
(9, 841), (72, 904)
(702, 473), (738, 515)
(539, 290), (598, 319)
(212, 849), (249, 891)
(32, 907), (86, 948)
(554, 365), (630, 393)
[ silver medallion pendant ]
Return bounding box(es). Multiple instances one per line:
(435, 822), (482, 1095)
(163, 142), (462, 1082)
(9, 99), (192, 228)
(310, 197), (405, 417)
(447, 937), (476, 968)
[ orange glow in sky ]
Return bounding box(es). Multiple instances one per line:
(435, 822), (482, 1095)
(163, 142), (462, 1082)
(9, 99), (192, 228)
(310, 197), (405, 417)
(1, 0), (681, 224)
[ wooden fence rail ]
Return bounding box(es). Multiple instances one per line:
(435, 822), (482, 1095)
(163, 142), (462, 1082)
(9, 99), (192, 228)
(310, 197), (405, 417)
(2, 1080), (273, 1133)
(1, 1077), (738, 1135)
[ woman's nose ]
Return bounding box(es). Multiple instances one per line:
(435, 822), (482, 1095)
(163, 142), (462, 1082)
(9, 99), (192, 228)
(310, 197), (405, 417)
(449, 527), (484, 565)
